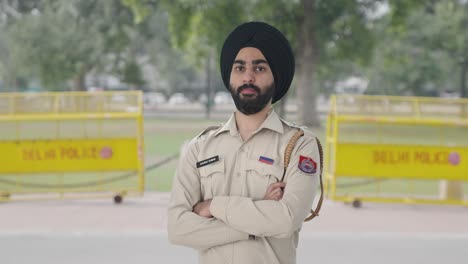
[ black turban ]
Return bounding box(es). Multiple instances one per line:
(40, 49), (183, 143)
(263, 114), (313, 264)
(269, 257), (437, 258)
(220, 21), (295, 104)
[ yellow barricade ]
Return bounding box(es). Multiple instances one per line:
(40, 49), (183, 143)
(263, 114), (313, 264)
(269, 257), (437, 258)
(0, 91), (144, 203)
(325, 94), (468, 207)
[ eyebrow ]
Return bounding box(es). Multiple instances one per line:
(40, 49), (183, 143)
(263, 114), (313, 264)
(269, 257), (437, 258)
(233, 59), (269, 65)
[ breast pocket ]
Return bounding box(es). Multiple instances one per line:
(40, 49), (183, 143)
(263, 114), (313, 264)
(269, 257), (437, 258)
(245, 159), (283, 200)
(198, 160), (224, 200)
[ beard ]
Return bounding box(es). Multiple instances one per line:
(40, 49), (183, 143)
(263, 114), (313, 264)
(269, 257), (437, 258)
(229, 82), (275, 115)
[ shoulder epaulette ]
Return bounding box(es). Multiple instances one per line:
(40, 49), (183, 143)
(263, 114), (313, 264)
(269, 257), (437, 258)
(196, 124), (222, 139)
(280, 118), (300, 128)
(281, 118), (316, 138)
(299, 126), (317, 139)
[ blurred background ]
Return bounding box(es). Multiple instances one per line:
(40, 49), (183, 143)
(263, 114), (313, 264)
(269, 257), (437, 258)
(1, 0), (467, 118)
(1, 1), (468, 264)
(2, 0), (467, 192)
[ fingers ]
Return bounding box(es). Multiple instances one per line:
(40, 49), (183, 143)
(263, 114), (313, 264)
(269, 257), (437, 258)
(192, 200), (213, 217)
(269, 182), (286, 189)
(266, 182), (285, 193)
(264, 183), (285, 201)
(193, 202), (201, 214)
(271, 187), (282, 196)
(270, 189), (283, 201)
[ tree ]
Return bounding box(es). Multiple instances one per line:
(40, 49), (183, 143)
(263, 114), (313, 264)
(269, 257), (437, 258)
(157, 0), (385, 127)
(138, 7), (215, 97)
(366, 0), (467, 97)
(0, 0), (43, 91)
(3, 0), (154, 91)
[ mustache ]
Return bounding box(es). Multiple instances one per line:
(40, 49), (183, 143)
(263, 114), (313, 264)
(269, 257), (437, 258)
(237, 84), (261, 95)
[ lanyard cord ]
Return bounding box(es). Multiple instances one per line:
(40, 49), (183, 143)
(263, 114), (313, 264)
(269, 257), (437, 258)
(281, 129), (324, 222)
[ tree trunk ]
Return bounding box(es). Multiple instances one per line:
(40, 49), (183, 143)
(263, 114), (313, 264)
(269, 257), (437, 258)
(73, 66), (87, 91)
(461, 59), (467, 98)
(274, 94), (287, 118)
(296, 0), (320, 127)
(205, 51), (212, 120)
(462, 2), (468, 98)
(13, 78), (20, 92)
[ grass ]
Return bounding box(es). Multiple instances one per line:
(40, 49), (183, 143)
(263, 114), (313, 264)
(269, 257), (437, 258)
(337, 123), (468, 145)
(330, 123), (468, 198)
(142, 118), (220, 191)
(1, 117), (467, 198)
(333, 177), (468, 198)
(0, 118), (220, 194)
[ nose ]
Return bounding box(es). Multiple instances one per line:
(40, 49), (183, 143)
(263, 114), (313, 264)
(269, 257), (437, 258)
(242, 68), (255, 84)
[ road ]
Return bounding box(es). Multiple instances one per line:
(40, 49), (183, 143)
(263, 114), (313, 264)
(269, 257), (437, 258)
(2, 232), (467, 264)
(1, 192), (467, 264)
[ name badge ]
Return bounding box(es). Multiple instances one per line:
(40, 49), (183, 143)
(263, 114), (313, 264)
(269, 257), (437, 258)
(196, 155), (220, 168)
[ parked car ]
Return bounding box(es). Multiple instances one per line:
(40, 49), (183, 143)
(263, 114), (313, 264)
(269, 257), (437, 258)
(440, 90), (460, 99)
(144, 92), (166, 106)
(214, 91), (233, 105)
(168, 93), (190, 105)
(111, 93), (127, 103)
(198, 94), (208, 104)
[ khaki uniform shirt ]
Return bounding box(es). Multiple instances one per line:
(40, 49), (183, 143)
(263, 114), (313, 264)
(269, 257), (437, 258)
(168, 110), (320, 264)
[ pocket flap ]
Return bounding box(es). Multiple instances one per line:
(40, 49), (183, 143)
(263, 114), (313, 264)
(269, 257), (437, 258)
(245, 158), (283, 179)
(199, 159), (224, 177)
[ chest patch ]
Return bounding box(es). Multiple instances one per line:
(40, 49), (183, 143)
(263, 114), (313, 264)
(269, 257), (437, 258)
(299, 155), (317, 174)
(259, 156), (274, 165)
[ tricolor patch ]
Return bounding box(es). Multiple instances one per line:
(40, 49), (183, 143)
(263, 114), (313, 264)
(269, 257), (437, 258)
(299, 155), (317, 174)
(259, 156), (274, 165)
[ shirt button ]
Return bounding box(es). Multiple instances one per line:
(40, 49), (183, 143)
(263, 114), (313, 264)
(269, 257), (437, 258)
(236, 172), (241, 177)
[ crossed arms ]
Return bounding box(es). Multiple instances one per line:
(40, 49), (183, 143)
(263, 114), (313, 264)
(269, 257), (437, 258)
(167, 137), (319, 251)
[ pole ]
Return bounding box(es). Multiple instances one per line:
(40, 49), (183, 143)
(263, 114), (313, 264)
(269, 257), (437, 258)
(205, 51), (212, 119)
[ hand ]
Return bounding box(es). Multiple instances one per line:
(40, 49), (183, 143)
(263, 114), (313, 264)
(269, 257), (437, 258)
(263, 182), (286, 201)
(193, 199), (213, 218)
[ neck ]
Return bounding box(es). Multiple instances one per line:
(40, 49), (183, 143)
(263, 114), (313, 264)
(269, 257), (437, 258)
(235, 105), (272, 141)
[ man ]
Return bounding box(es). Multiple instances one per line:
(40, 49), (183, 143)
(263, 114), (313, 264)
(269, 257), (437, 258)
(168, 21), (320, 264)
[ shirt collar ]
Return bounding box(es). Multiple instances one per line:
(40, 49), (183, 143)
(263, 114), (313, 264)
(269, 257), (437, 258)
(215, 113), (238, 137)
(214, 110), (284, 137)
(254, 110), (284, 134)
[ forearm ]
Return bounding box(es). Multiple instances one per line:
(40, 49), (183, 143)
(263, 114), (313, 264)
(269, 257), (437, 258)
(168, 203), (249, 251)
(210, 196), (307, 238)
(168, 140), (249, 250)
(207, 134), (322, 238)
(210, 174), (318, 238)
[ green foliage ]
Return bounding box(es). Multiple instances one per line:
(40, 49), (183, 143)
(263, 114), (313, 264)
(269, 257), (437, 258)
(2, 0), (467, 97)
(122, 60), (145, 87)
(163, 0), (381, 69)
(7, 3), (93, 89)
(162, 0), (247, 64)
(367, 0), (467, 96)
(161, 0), (387, 126)
(140, 9), (207, 93)
(121, 0), (157, 24)
(2, 0), (152, 90)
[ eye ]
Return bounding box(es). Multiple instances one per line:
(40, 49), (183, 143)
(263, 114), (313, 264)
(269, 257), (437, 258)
(255, 66), (266, 72)
(234, 65), (245, 72)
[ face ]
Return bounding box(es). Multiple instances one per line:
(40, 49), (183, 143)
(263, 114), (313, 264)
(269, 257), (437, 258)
(229, 47), (275, 115)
